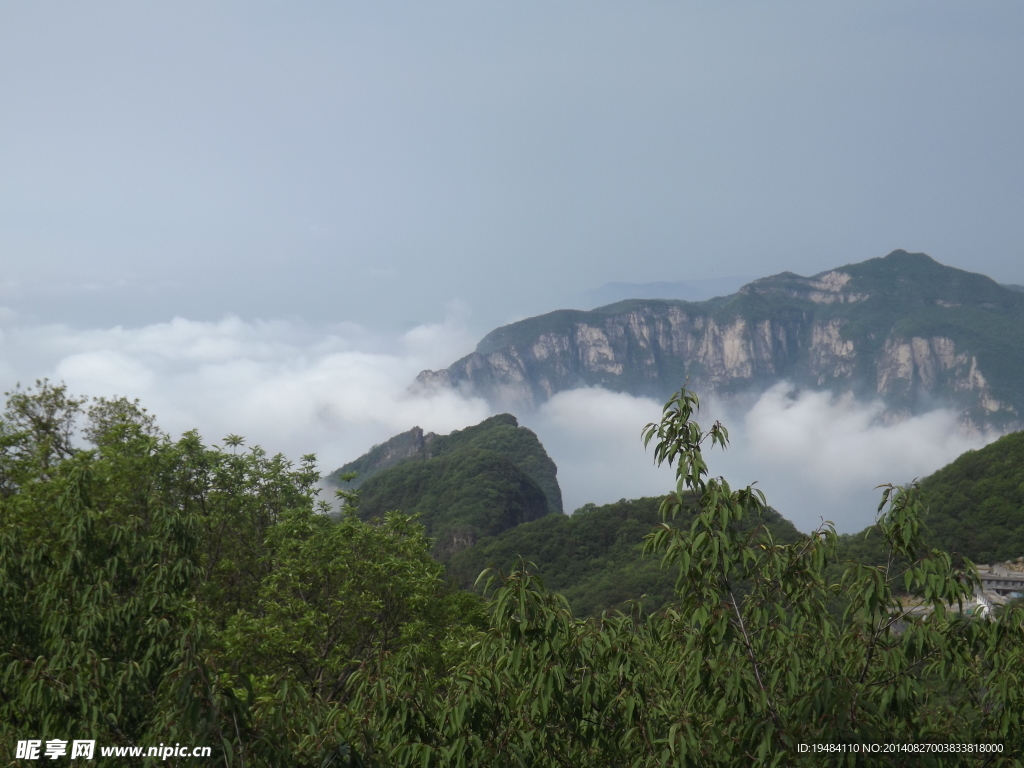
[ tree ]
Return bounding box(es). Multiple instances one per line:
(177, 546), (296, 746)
(0, 385), (201, 750)
(4, 383), (1024, 766)
(345, 387), (1024, 766)
(0, 383), (474, 766)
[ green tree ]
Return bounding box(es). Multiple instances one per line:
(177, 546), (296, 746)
(0, 384), (201, 751)
(5, 382), (1024, 766)
(1, 384), (470, 767)
(344, 387), (1024, 766)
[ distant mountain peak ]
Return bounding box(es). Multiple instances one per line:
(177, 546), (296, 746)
(415, 251), (1024, 430)
(330, 412), (563, 559)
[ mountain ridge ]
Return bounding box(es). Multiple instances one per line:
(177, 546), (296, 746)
(329, 413), (563, 516)
(416, 251), (1024, 430)
(328, 413), (563, 559)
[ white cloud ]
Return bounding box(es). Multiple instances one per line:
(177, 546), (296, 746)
(0, 308), (999, 535)
(708, 383), (996, 533)
(523, 387), (672, 514)
(525, 383), (999, 534)
(0, 312), (490, 480)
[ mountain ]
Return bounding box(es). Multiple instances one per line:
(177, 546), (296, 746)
(329, 414), (562, 558)
(447, 496), (803, 617)
(332, 425), (435, 487)
(834, 430), (1024, 569)
(915, 429), (1024, 564)
(416, 251), (1024, 430)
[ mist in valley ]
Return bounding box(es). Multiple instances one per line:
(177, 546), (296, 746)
(0, 310), (998, 534)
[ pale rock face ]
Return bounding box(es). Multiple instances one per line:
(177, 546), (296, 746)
(807, 292), (841, 304)
(811, 271), (852, 292)
(809, 319), (857, 383)
(413, 295), (1019, 429)
(956, 356), (987, 393)
(874, 336), (1013, 417)
(573, 325), (622, 374)
(805, 271), (869, 304)
(489, 352), (527, 382)
(806, 291), (869, 304)
(626, 312), (653, 347)
(876, 337), (964, 393)
(876, 339), (916, 394)
(911, 337), (938, 389)
(929, 337), (959, 370)
(981, 393), (1003, 413)
(697, 319), (755, 381)
(953, 359), (1005, 413)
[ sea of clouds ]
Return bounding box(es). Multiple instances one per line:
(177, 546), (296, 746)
(526, 384), (995, 533)
(0, 308), (998, 533)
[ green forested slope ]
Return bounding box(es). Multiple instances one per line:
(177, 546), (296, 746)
(448, 496), (802, 617)
(424, 413), (562, 515)
(917, 430), (1024, 563)
(356, 449), (551, 558)
(6, 383), (1024, 765)
(339, 414), (562, 558)
(836, 430), (1024, 567)
(331, 426), (429, 486)
(334, 413), (562, 514)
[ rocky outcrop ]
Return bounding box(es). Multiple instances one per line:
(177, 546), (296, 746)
(416, 251), (1024, 429)
(417, 307), (807, 409)
(327, 426), (436, 488)
(873, 336), (1011, 425)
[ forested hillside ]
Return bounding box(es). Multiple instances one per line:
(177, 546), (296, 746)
(331, 414), (561, 514)
(332, 414), (562, 558)
(918, 430), (1024, 563)
(333, 412), (1024, 614)
(356, 449), (550, 558)
(4, 382), (1024, 765)
(448, 496), (801, 617)
(837, 430), (1024, 567)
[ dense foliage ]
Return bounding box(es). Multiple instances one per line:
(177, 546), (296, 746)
(835, 429), (1024, 569)
(334, 414), (562, 515)
(0, 383), (472, 764)
(356, 449), (550, 559)
(421, 414), (562, 515)
(329, 426), (429, 488)
(448, 497), (801, 617)
(917, 430), (1024, 564)
(3, 382), (1024, 766)
(337, 413), (562, 557)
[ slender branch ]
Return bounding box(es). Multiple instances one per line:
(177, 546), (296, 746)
(727, 586), (782, 730)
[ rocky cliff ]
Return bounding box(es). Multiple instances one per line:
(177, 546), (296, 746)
(329, 413), (563, 559)
(330, 413), (563, 515)
(416, 251), (1024, 429)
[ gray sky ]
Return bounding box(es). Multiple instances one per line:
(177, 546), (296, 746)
(1, 3), (1020, 532)
(3, 2), (1022, 333)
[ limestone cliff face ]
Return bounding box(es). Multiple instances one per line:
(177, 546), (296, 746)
(416, 252), (1024, 429)
(874, 337), (1009, 426)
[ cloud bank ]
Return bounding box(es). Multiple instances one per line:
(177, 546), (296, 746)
(0, 310), (999, 533)
(528, 383), (997, 533)
(0, 310), (491, 480)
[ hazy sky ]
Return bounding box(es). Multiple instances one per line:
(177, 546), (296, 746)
(3, 2), (1022, 332)
(1, 3), (1020, 531)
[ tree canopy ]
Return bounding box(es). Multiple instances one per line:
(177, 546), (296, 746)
(3, 381), (1023, 766)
